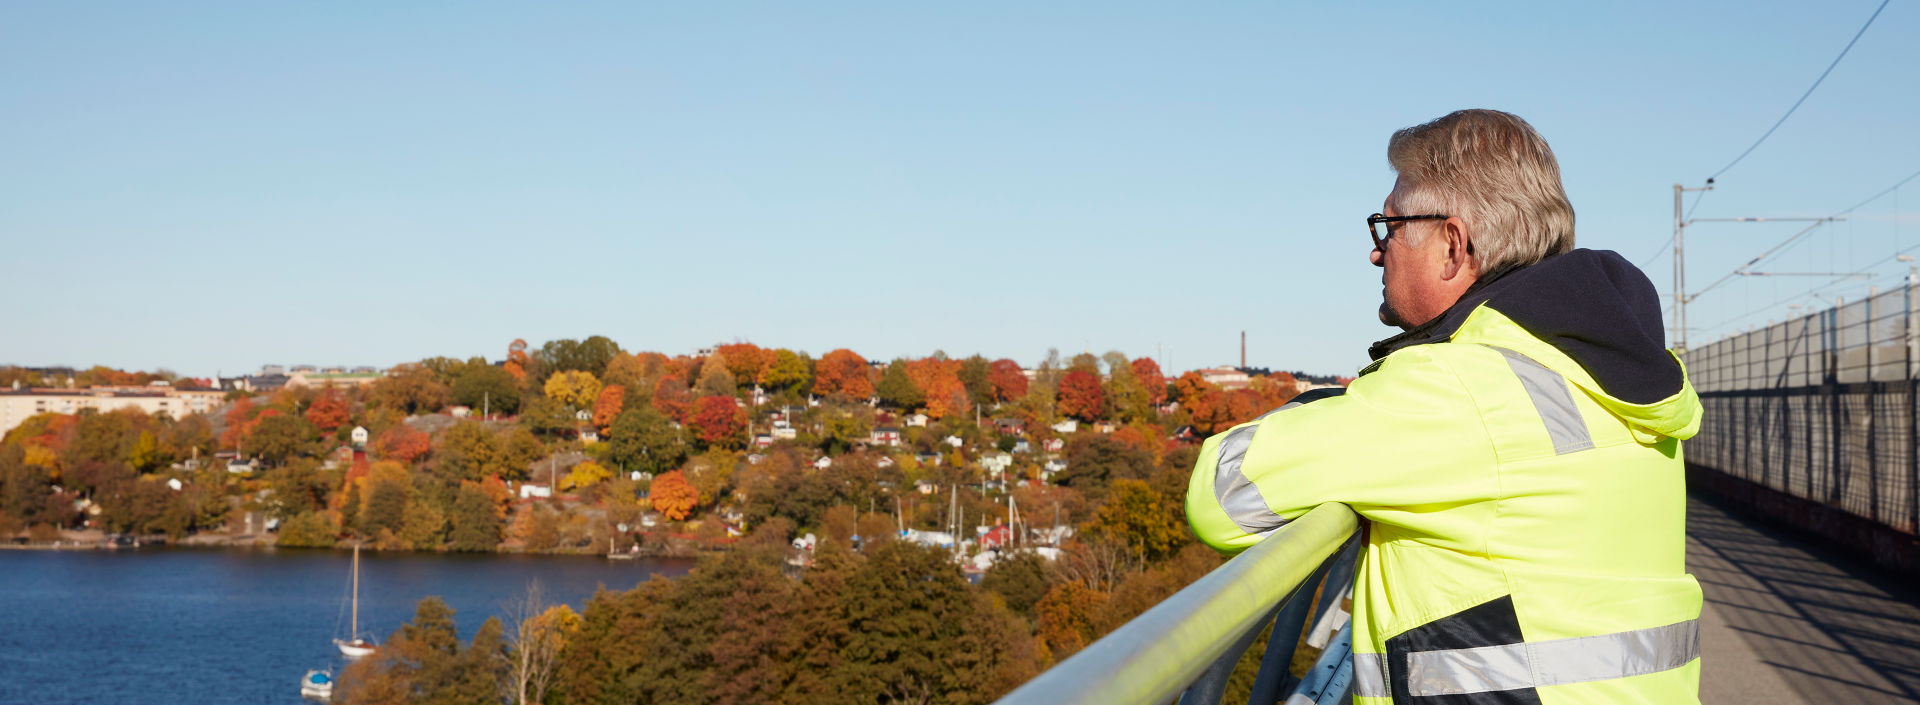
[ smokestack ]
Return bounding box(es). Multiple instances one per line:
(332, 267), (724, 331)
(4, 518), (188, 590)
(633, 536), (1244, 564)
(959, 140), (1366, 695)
(1240, 331), (1246, 368)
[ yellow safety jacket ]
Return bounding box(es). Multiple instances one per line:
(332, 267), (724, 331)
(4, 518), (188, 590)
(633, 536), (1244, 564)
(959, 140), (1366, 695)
(1188, 250), (1705, 704)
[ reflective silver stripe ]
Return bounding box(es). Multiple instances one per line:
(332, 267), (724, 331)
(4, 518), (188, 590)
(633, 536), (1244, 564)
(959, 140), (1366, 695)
(1406, 619), (1700, 697)
(1213, 424), (1284, 533)
(1351, 652), (1390, 698)
(1490, 347), (1594, 455)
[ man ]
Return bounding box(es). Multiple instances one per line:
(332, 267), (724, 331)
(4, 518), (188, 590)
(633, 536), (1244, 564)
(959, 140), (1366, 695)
(1186, 110), (1704, 704)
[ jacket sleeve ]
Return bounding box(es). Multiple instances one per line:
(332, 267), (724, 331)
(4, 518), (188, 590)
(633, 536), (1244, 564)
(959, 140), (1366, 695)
(1186, 346), (1501, 554)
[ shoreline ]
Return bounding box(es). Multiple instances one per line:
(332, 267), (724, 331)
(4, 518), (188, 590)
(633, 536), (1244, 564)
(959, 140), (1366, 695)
(2, 531), (735, 558)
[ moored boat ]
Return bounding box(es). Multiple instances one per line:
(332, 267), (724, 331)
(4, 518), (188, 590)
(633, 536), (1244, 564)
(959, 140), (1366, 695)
(300, 669), (334, 700)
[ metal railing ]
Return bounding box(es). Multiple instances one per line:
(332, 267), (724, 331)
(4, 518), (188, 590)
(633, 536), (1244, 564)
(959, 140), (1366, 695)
(993, 503), (1362, 705)
(1683, 283), (1920, 534)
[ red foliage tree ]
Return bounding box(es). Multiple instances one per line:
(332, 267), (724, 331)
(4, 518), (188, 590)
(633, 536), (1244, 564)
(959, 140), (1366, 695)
(220, 398), (258, 450)
(988, 359), (1028, 402)
(650, 470), (700, 521)
(305, 391), (351, 432)
(814, 349), (874, 399)
(651, 375), (692, 422)
(688, 395), (746, 448)
(591, 385), (626, 433)
(375, 424), (431, 465)
(1058, 370), (1105, 422)
(1130, 358), (1167, 406)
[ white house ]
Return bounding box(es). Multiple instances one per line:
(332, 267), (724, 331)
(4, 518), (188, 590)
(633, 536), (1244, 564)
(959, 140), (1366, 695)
(981, 453), (1013, 476)
(519, 483), (553, 499)
(1051, 419), (1078, 434)
(905, 413), (929, 427)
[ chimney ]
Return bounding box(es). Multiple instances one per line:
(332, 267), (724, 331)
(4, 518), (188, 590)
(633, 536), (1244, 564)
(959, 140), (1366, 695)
(1240, 331), (1246, 368)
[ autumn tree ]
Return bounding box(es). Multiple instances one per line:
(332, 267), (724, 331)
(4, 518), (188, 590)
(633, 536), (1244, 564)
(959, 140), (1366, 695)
(651, 375), (692, 422)
(694, 354), (737, 398)
(507, 581), (578, 705)
(246, 412), (319, 467)
(814, 349), (874, 400)
(1083, 478), (1188, 562)
(688, 396), (746, 449)
(536, 336), (623, 379)
(505, 338), (531, 384)
(375, 424), (431, 465)
(716, 342), (770, 386)
(1058, 369), (1105, 422)
(650, 470), (699, 520)
(591, 385), (626, 433)
(1131, 357), (1168, 407)
(369, 364), (450, 415)
(762, 349), (812, 395)
(543, 370), (603, 410)
(988, 359), (1028, 403)
(305, 390), (350, 432)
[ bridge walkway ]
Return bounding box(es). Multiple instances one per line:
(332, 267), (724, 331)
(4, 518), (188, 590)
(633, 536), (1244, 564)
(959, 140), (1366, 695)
(1690, 494), (1920, 704)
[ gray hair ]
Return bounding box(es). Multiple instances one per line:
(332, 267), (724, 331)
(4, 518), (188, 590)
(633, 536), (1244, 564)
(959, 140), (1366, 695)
(1388, 109), (1575, 274)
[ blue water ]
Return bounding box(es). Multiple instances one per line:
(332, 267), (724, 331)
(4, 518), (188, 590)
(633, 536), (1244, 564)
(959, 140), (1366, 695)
(0, 548), (696, 705)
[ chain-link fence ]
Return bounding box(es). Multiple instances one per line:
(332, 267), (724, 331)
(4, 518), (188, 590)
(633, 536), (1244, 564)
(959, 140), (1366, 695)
(1682, 284), (1920, 534)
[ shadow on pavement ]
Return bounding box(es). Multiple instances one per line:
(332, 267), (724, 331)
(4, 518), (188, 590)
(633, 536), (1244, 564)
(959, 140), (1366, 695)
(1688, 494), (1920, 704)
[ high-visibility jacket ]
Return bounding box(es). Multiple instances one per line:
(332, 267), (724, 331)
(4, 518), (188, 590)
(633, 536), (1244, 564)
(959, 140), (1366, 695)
(1187, 250), (1705, 704)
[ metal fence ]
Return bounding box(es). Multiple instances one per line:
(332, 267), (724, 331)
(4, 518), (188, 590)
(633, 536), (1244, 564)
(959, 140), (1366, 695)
(1682, 283), (1920, 534)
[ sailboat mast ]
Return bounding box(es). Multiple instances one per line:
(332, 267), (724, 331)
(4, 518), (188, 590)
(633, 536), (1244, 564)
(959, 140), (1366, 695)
(350, 544), (360, 640)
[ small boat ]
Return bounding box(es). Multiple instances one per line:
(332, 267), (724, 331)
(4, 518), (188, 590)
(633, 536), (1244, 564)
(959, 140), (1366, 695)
(300, 669), (334, 700)
(333, 545), (378, 659)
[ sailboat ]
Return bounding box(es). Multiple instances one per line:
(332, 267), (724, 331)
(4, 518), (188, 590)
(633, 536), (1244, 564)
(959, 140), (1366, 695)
(333, 544), (377, 659)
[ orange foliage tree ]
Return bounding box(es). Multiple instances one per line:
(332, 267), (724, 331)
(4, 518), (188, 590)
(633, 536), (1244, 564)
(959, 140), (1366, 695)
(989, 359), (1029, 403)
(505, 339), (531, 384)
(220, 398), (259, 449)
(1130, 358), (1167, 406)
(375, 424), (431, 465)
(591, 385), (626, 433)
(715, 343), (770, 387)
(814, 349), (874, 399)
(305, 390), (350, 432)
(688, 396), (746, 448)
(650, 470), (699, 521)
(1058, 370), (1105, 422)
(906, 358), (972, 420)
(652, 376), (692, 422)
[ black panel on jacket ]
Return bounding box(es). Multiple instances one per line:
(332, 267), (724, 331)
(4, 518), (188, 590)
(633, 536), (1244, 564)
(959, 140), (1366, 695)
(1367, 249), (1682, 405)
(1385, 595), (1543, 705)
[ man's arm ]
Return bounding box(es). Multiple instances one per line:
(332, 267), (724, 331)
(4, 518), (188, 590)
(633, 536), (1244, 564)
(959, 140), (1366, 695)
(1186, 346), (1500, 554)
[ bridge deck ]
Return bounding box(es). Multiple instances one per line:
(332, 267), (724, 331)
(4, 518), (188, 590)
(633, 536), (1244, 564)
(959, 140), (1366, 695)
(1690, 494), (1920, 703)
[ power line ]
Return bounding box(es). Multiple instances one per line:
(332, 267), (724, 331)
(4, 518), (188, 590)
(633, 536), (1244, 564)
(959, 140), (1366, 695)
(1707, 0), (1891, 181)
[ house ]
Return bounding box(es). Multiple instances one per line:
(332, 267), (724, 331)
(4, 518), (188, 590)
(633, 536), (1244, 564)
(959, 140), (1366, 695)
(1171, 425), (1201, 443)
(747, 453), (766, 465)
(875, 455), (895, 469)
(1051, 419), (1078, 434)
(1012, 440), (1031, 453)
(914, 452), (943, 467)
(905, 413), (929, 427)
(772, 426), (797, 440)
(1042, 438), (1064, 452)
(994, 418), (1025, 435)
(226, 458), (256, 474)
(579, 428), (600, 443)
(814, 457), (833, 470)
(450, 406), (472, 418)
(1042, 459), (1067, 479)
(981, 453), (1013, 476)
(1198, 366), (1253, 390)
(871, 427), (902, 447)
(751, 386), (769, 406)
(915, 479), (939, 495)
(519, 483), (552, 499)
(1095, 421), (1117, 434)
(753, 433), (774, 448)
(944, 435), (963, 448)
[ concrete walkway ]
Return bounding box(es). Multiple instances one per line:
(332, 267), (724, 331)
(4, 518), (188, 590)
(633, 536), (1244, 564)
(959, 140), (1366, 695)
(1688, 495), (1920, 704)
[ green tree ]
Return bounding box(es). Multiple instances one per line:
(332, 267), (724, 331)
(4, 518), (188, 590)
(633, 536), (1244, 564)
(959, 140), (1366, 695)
(981, 552), (1049, 619)
(763, 349), (813, 394)
(520, 395), (576, 437)
(246, 413), (320, 467)
(876, 359), (925, 410)
(958, 355), (995, 407)
(446, 483), (502, 552)
(276, 510), (339, 548)
(605, 407), (688, 476)
(450, 363), (522, 415)
(537, 336), (623, 379)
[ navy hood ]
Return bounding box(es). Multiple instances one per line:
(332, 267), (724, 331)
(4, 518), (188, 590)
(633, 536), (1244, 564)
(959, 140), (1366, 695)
(1367, 249), (1682, 405)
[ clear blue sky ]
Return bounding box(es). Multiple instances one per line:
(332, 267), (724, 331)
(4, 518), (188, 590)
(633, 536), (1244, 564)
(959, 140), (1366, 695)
(5, 2), (1916, 379)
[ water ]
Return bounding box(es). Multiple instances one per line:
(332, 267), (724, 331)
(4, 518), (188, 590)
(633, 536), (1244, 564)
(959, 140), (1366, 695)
(0, 547), (697, 705)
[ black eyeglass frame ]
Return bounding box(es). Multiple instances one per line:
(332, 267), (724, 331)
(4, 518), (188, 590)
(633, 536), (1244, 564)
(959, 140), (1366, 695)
(1368, 212), (1449, 250)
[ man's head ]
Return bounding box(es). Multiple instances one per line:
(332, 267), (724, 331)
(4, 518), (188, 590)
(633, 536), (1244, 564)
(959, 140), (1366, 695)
(1370, 109), (1576, 329)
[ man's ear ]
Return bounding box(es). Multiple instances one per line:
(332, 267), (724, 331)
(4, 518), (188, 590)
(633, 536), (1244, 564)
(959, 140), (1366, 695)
(1439, 217), (1477, 280)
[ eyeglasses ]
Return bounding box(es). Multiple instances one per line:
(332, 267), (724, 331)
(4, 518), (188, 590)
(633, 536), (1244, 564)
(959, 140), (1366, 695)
(1368, 212), (1448, 250)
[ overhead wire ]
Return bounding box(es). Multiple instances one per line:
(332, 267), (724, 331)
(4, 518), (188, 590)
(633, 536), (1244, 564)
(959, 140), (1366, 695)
(1705, 0), (1891, 182)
